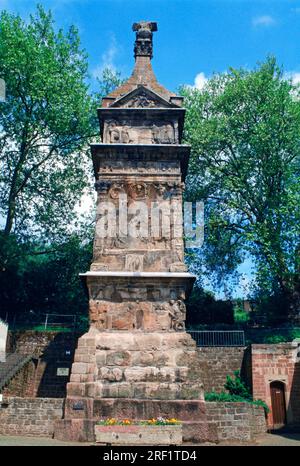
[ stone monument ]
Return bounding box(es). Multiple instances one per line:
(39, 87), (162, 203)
(55, 21), (208, 443)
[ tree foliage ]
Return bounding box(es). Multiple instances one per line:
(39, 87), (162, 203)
(181, 58), (300, 319)
(96, 68), (125, 101)
(0, 5), (96, 245)
(186, 284), (234, 326)
(0, 6), (124, 322)
(0, 233), (92, 321)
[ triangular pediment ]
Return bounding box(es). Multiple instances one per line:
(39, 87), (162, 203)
(110, 86), (177, 108)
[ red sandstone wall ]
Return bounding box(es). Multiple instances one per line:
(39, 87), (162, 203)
(5, 335), (249, 397)
(194, 347), (247, 392)
(206, 402), (266, 442)
(251, 343), (300, 427)
(0, 398), (64, 437)
(0, 397), (265, 443)
(8, 331), (72, 356)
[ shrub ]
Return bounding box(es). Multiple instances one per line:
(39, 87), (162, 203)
(263, 334), (286, 344)
(224, 370), (251, 400)
(234, 308), (250, 324)
(205, 370), (270, 414)
(204, 391), (269, 413)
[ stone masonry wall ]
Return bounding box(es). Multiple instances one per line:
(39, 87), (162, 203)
(4, 335), (249, 398)
(7, 331), (78, 357)
(0, 397), (266, 442)
(206, 402), (266, 442)
(0, 397), (64, 437)
(194, 347), (247, 392)
(252, 343), (300, 427)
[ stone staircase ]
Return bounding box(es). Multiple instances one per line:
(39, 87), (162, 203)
(0, 353), (33, 391)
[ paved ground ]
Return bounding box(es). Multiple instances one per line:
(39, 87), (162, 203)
(0, 435), (91, 446)
(256, 432), (300, 446)
(0, 432), (299, 446)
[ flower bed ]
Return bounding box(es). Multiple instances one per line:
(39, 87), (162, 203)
(95, 418), (182, 445)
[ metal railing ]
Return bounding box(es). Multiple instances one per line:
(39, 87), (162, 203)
(0, 353), (33, 390)
(188, 330), (245, 347)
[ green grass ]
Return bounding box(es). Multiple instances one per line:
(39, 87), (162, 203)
(205, 391), (270, 413)
(32, 325), (72, 332)
(11, 324), (74, 333)
(234, 308), (250, 324)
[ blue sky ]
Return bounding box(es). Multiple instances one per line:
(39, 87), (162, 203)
(1, 0), (300, 92)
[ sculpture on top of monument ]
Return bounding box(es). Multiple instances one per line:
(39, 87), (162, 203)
(132, 21), (157, 59)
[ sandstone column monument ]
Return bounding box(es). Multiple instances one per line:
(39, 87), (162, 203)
(55, 21), (208, 443)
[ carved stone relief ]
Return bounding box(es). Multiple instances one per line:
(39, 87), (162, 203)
(109, 183), (125, 199)
(99, 160), (180, 175)
(104, 120), (177, 144)
(124, 92), (158, 108)
(125, 254), (144, 272)
(106, 120), (133, 143)
(169, 299), (186, 331)
(128, 182), (147, 200)
(152, 123), (175, 144)
(89, 299), (186, 332)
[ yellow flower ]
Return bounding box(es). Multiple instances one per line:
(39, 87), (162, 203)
(147, 418), (156, 425)
(168, 418), (178, 424)
(107, 417), (117, 425)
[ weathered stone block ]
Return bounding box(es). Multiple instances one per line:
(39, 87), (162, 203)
(67, 383), (85, 397)
(106, 351), (131, 366)
(99, 367), (123, 382)
(71, 363), (87, 375)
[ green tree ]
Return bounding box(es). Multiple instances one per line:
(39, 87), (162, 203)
(97, 68), (125, 101)
(186, 284), (234, 326)
(0, 5), (96, 247)
(181, 58), (300, 320)
(0, 6), (125, 323)
(0, 233), (92, 322)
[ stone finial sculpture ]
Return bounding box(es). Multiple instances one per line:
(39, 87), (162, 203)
(132, 21), (158, 59)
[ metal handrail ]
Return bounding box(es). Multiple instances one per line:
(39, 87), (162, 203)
(188, 330), (245, 347)
(0, 353), (33, 391)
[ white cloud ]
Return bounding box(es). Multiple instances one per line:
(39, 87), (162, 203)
(92, 34), (118, 80)
(290, 72), (300, 85)
(252, 15), (276, 27)
(284, 71), (300, 85)
(194, 72), (208, 90)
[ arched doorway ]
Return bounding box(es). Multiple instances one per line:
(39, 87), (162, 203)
(270, 381), (287, 428)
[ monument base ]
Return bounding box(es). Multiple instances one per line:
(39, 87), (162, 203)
(54, 398), (213, 443)
(54, 327), (212, 443)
